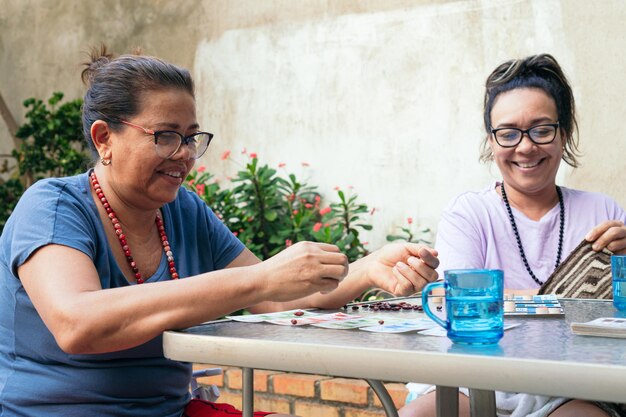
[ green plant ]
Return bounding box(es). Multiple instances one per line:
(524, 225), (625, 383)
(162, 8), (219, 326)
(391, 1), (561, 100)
(0, 92), (90, 233)
(386, 217), (433, 245)
(185, 152), (372, 262)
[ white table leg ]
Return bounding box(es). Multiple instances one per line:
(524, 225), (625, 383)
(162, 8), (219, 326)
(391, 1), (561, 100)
(436, 385), (459, 417)
(242, 367), (254, 417)
(468, 388), (496, 417)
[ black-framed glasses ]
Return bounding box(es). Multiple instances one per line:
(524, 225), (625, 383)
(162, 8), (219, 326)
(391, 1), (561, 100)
(120, 120), (213, 160)
(490, 122), (560, 148)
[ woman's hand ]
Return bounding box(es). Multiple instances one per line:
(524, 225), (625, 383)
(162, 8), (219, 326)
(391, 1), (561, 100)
(365, 242), (439, 296)
(255, 241), (349, 301)
(585, 220), (626, 254)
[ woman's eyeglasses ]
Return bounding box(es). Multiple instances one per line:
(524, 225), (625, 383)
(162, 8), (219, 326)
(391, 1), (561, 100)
(490, 122), (559, 148)
(120, 120), (213, 160)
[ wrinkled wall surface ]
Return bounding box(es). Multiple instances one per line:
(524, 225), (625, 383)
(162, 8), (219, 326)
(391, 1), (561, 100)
(1, 0), (624, 249)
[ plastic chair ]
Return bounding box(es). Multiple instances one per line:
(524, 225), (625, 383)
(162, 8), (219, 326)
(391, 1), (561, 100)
(191, 367), (222, 402)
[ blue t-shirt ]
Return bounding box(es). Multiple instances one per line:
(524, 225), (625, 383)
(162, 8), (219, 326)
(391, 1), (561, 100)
(0, 172), (245, 417)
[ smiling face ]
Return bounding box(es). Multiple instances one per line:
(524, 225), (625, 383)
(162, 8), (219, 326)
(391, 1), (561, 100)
(104, 88), (198, 210)
(489, 87), (564, 199)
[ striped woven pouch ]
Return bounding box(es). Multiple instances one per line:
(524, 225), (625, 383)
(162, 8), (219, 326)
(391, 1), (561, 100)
(538, 240), (613, 299)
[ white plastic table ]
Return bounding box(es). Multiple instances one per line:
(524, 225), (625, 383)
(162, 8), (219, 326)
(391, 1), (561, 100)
(163, 299), (626, 417)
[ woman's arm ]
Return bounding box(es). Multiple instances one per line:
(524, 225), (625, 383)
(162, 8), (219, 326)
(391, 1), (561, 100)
(249, 242), (439, 313)
(18, 241), (347, 355)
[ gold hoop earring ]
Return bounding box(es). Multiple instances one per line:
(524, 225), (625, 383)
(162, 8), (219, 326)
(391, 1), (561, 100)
(101, 158), (111, 166)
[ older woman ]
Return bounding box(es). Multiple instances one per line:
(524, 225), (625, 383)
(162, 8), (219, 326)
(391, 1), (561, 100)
(0, 47), (439, 417)
(400, 54), (626, 417)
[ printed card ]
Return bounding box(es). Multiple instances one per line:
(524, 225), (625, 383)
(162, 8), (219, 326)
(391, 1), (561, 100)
(360, 318), (439, 333)
(227, 309), (320, 323)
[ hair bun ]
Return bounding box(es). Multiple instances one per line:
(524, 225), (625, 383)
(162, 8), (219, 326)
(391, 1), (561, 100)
(81, 44), (114, 85)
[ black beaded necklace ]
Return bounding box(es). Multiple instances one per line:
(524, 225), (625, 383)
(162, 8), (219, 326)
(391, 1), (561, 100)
(500, 182), (565, 285)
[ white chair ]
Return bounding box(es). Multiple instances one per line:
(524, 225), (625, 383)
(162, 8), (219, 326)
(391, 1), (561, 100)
(191, 367), (222, 402)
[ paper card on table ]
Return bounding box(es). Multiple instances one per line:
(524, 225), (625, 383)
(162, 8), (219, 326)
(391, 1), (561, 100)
(227, 309), (320, 323)
(268, 312), (355, 326)
(360, 318), (439, 333)
(310, 316), (400, 330)
(418, 323), (521, 337)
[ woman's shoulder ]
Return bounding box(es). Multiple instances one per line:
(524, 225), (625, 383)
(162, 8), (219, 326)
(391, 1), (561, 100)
(17, 173), (89, 207)
(562, 187), (624, 208)
(561, 186), (625, 218)
(444, 183), (500, 213)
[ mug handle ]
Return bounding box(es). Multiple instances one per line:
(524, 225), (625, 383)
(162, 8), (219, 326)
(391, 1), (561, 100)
(421, 281), (446, 329)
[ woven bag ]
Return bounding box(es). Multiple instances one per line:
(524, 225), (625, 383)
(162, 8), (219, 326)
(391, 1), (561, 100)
(538, 240), (613, 299)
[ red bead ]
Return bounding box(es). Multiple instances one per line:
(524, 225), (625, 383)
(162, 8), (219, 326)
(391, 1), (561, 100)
(171, 273), (179, 279)
(130, 261), (136, 268)
(170, 267), (176, 274)
(124, 250), (131, 257)
(168, 261), (175, 268)
(162, 240), (169, 247)
(135, 273), (141, 279)
(137, 278), (144, 284)
(115, 230), (122, 236)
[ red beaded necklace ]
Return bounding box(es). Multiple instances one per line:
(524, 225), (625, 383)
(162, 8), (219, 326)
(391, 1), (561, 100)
(90, 171), (179, 284)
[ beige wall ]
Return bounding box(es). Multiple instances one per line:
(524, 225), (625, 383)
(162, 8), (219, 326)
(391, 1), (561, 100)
(1, 0), (624, 249)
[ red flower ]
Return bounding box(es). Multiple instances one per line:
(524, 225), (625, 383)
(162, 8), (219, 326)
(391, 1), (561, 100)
(241, 147), (247, 154)
(250, 152), (258, 158)
(305, 203), (313, 209)
(278, 163), (286, 168)
(407, 217), (413, 225)
(301, 162), (310, 167)
(334, 186), (340, 191)
(220, 150), (231, 160)
(293, 210), (299, 215)
(196, 183), (205, 195)
(285, 239), (293, 247)
(314, 195), (321, 202)
(187, 179), (195, 185)
(319, 207), (332, 216)
(313, 222), (323, 232)
(197, 166), (206, 172)
(233, 231), (238, 236)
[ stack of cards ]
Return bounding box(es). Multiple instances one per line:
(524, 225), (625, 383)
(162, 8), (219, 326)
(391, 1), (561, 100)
(503, 294), (564, 317)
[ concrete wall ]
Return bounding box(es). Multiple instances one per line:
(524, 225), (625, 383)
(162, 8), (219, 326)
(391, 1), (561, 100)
(1, 0), (624, 249)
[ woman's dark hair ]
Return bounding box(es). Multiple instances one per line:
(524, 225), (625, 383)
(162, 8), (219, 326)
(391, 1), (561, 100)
(80, 45), (195, 155)
(480, 53), (581, 167)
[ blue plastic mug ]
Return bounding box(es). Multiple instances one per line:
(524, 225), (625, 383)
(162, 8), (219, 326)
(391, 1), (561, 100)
(612, 256), (626, 311)
(422, 269), (504, 345)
